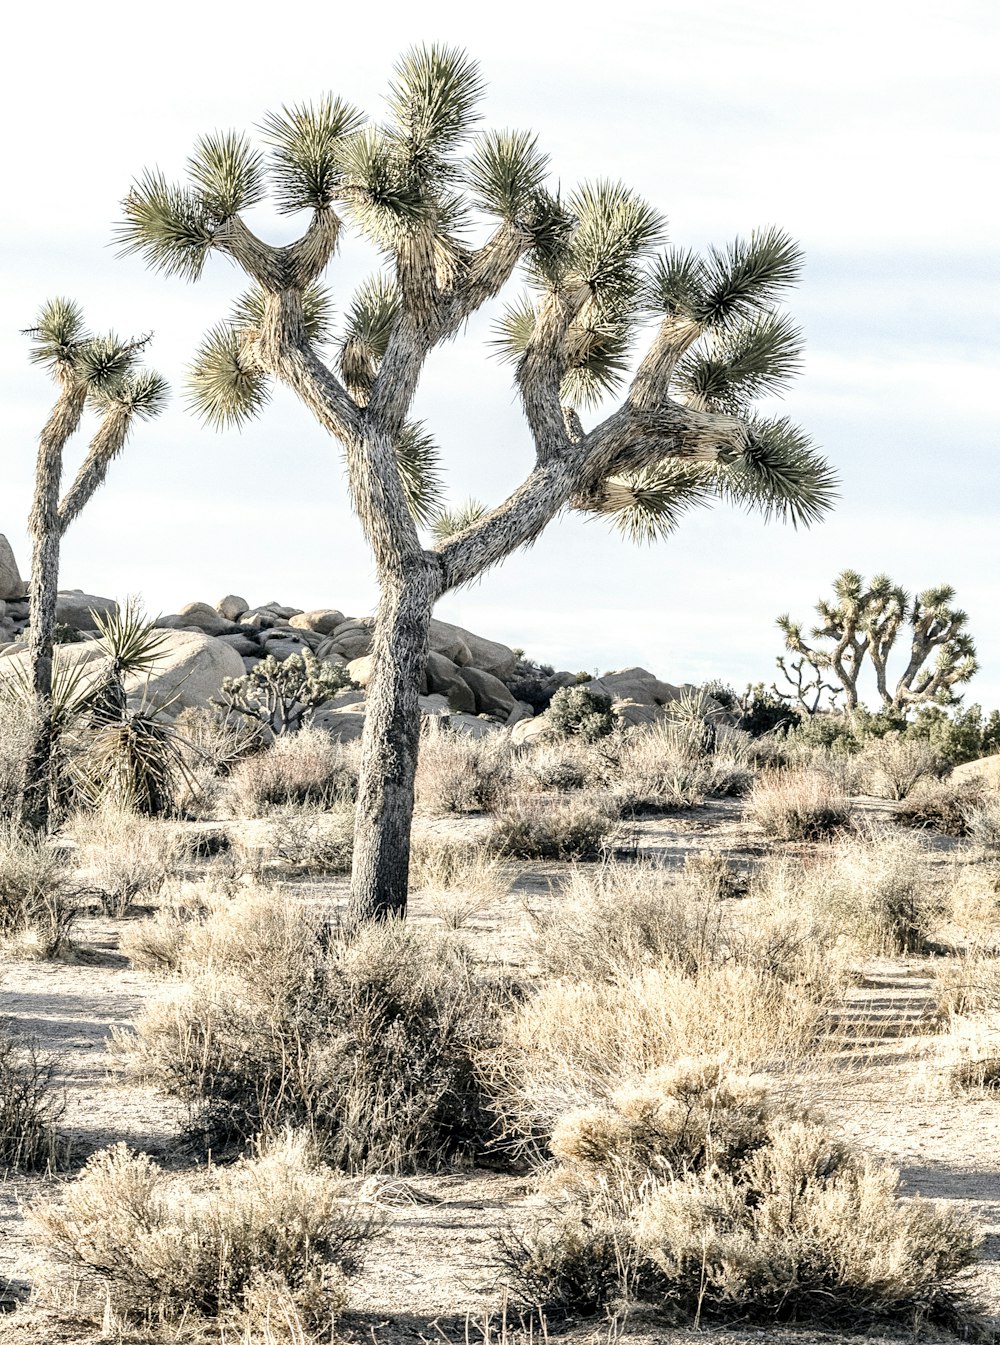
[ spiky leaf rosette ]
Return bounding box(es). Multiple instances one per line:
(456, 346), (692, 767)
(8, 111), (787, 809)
(116, 169), (216, 281)
(187, 132), (265, 216)
(560, 313), (634, 408)
(386, 44), (485, 162)
(430, 498), (487, 542)
(718, 417), (838, 527)
(187, 324), (270, 429)
(90, 368), (170, 419)
(395, 422), (445, 526)
(334, 127), (430, 247)
(466, 129), (549, 220)
(675, 312), (804, 413)
(338, 275), (400, 401)
(26, 299), (91, 373)
(260, 95), (366, 213)
(600, 461), (719, 544)
(231, 284), (335, 345)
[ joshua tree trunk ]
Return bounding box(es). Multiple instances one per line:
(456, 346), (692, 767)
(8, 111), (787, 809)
(349, 556), (441, 923)
(21, 384), (86, 830)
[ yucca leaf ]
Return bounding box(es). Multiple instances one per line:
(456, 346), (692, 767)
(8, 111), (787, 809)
(26, 298), (91, 372)
(598, 461), (718, 544)
(260, 95), (366, 213)
(386, 44), (484, 158)
(490, 294), (538, 366)
(231, 283), (334, 345)
(396, 422), (445, 526)
(116, 169), (215, 280)
(187, 131), (265, 216)
(187, 324), (271, 429)
(338, 274), (400, 399)
(644, 248), (706, 319)
(430, 498), (487, 542)
(560, 313), (634, 408)
(466, 129), (549, 219)
(675, 311), (804, 411)
(698, 226), (803, 329)
(718, 416), (838, 527)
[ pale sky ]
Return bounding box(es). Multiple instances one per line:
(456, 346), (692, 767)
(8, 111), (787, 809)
(3, 0), (998, 707)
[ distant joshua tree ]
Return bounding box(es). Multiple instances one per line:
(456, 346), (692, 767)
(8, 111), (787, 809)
(118, 45), (836, 920)
(22, 302), (168, 830)
(777, 569), (977, 715)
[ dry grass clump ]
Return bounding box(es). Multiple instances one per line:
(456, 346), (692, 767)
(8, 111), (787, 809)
(489, 792), (618, 860)
(416, 728), (512, 815)
(612, 721), (753, 816)
(895, 777), (988, 837)
(221, 726), (358, 816)
(966, 793), (1000, 852)
(67, 807), (183, 917)
(751, 825), (939, 955)
(257, 799), (355, 874)
(0, 1023), (64, 1172)
(515, 742), (609, 793)
(32, 1131), (374, 1337)
(0, 821), (76, 958)
(939, 864), (1000, 949)
(857, 734), (943, 800)
(0, 693), (34, 817)
(529, 860), (726, 981)
(487, 963), (828, 1147)
(498, 1063), (983, 1332)
(747, 768), (851, 840)
(119, 897), (502, 1171)
(409, 834), (510, 929)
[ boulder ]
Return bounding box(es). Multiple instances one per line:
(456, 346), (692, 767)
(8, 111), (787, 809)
(428, 619), (515, 677)
(615, 699), (663, 728)
(217, 594), (249, 622)
(157, 602), (244, 637)
(346, 655), (374, 688)
(55, 590), (118, 630)
(217, 633), (262, 657)
(577, 668), (695, 708)
(0, 536), (26, 600)
(313, 709), (366, 743)
(0, 629), (244, 717)
(289, 609), (345, 635)
(425, 650), (462, 695)
(446, 677), (477, 715)
(419, 694), (451, 715)
(512, 714), (557, 746)
(506, 700), (535, 727)
(952, 755), (1000, 789)
(461, 666), (517, 718)
(324, 624), (373, 659)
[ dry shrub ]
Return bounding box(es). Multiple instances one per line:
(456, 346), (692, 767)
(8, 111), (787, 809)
(940, 864), (1000, 949)
(0, 821), (76, 958)
(895, 777), (988, 837)
(612, 721), (753, 816)
(489, 792), (618, 860)
(858, 734), (943, 800)
(529, 860), (725, 980)
(966, 794), (1000, 852)
(0, 692), (34, 817)
(752, 824), (939, 955)
(409, 834), (510, 929)
(222, 726), (358, 816)
(499, 1065), (983, 1332)
(67, 807), (183, 917)
(515, 742), (608, 793)
(783, 740), (867, 795)
(119, 898), (502, 1171)
(0, 1023), (63, 1171)
(416, 728), (512, 815)
(747, 768), (851, 840)
(258, 800), (355, 874)
(32, 1131), (374, 1335)
(487, 962), (827, 1147)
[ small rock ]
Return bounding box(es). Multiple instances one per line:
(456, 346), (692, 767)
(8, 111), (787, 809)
(217, 594), (249, 621)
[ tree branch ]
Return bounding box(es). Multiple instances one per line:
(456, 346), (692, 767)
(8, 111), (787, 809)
(58, 404), (133, 535)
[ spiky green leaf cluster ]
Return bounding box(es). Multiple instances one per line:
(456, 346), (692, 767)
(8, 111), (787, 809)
(26, 298), (89, 372)
(466, 129), (549, 220)
(602, 461), (718, 544)
(717, 417), (838, 528)
(338, 275), (400, 400)
(231, 283), (335, 345)
(430, 498), (487, 542)
(675, 312), (804, 413)
(187, 132), (265, 216)
(260, 96), (366, 212)
(395, 422), (445, 526)
(386, 44), (484, 160)
(116, 169), (217, 281)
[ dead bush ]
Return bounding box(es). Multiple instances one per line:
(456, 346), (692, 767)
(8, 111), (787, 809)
(0, 1023), (63, 1171)
(259, 800), (355, 875)
(529, 860), (725, 980)
(752, 825), (939, 955)
(0, 692), (34, 817)
(409, 834), (510, 929)
(966, 794), (1000, 852)
(895, 777), (988, 837)
(747, 768), (851, 840)
(858, 734), (943, 800)
(67, 807), (183, 917)
(416, 728), (512, 815)
(221, 726), (358, 816)
(515, 742), (609, 793)
(499, 1073), (983, 1332)
(32, 1131), (374, 1334)
(118, 901), (503, 1172)
(489, 792), (618, 860)
(0, 821), (76, 958)
(612, 722), (753, 816)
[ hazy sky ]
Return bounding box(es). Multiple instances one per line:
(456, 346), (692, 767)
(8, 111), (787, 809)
(3, 0), (997, 707)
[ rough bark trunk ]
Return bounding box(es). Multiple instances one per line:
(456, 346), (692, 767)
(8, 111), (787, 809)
(348, 555), (441, 923)
(21, 385), (86, 831)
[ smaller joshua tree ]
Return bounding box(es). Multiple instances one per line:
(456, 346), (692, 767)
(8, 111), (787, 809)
(22, 301), (168, 830)
(777, 569), (978, 716)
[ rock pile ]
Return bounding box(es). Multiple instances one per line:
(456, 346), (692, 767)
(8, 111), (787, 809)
(0, 533), (698, 741)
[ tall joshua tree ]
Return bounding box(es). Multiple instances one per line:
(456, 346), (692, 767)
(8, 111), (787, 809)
(22, 300), (168, 829)
(117, 46), (836, 921)
(778, 569), (978, 714)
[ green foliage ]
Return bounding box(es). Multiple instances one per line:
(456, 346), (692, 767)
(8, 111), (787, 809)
(466, 129), (549, 219)
(702, 680), (794, 738)
(220, 653), (355, 735)
(430, 497), (487, 542)
(260, 95), (367, 213)
(909, 703), (1000, 767)
(0, 1024), (63, 1171)
(548, 685), (618, 741)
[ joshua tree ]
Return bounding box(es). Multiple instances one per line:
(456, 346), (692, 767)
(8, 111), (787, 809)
(117, 46), (836, 921)
(778, 569), (977, 715)
(22, 300), (168, 829)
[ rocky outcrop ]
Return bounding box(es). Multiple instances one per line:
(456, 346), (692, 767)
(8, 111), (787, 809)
(952, 755), (1000, 788)
(0, 536), (26, 600)
(56, 590), (118, 631)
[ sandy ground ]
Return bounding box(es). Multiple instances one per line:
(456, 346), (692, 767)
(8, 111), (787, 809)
(1, 798), (998, 1343)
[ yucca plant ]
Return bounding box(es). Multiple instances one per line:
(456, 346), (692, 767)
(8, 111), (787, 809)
(22, 301), (168, 830)
(118, 45), (836, 920)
